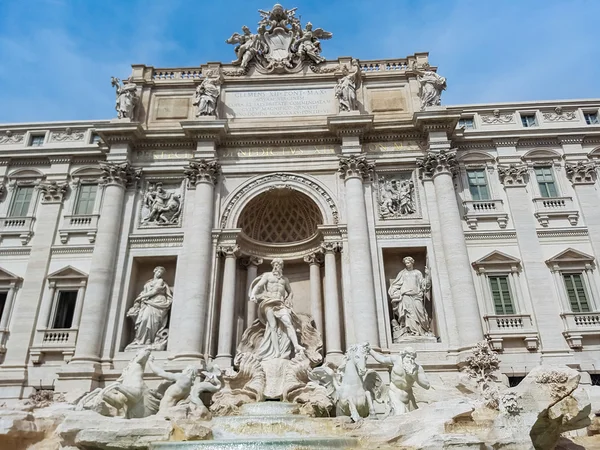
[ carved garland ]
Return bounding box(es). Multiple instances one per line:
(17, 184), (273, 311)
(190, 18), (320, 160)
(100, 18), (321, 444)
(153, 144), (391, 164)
(220, 173), (339, 228)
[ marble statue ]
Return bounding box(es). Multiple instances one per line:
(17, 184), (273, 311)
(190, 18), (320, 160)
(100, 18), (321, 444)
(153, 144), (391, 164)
(142, 183), (182, 226)
(389, 256), (432, 340)
(309, 342), (384, 422)
(334, 59), (360, 112)
(416, 68), (446, 110)
(370, 346), (430, 415)
(189, 359), (223, 418)
(237, 258), (321, 364)
(258, 4), (300, 29)
(77, 347), (157, 418)
(147, 356), (198, 415)
(111, 76), (138, 119)
(125, 266), (173, 351)
(378, 176), (415, 219)
(225, 25), (265, 70)
(193, 75), (221, 117)
(293, 22), (332, 65)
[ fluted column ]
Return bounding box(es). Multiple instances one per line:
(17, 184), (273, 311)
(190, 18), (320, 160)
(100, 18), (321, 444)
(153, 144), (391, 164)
(338, 155), (379, 346)
(243, 256), (262, 326)
(417, 150), (483, 346)
(322, 241), (343, 358)
(304, 251), (324, 335)
(566, 162), (600, 258)
(168, 160), (220, 360)
(216, 245), (240, 366)
(72, 163), (138, 363)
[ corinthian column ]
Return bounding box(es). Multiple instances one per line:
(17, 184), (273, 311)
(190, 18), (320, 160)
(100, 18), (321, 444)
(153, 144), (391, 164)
(338, 155), (379, 346)
(243, 256), (262, 326)
(566, 162), (600, 258)
(168, 160), (220, 360)
(304, 251), (324, 335)
(321, 241), (343, 359)
(417, 150), (483, 345)
(215, 244), (240, 367)
(72, 163), (138, 363)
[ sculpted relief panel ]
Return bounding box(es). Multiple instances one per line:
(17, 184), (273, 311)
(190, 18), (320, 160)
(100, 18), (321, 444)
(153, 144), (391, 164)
(140, 181), (184, 227)
(377, 172), (418, 219)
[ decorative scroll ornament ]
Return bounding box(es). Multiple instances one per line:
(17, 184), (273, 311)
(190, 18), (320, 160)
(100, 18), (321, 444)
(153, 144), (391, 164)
(497, 163), (529, 186)
(565, 161), (597, 184)
(217, 244), (241, 258)
(416, 149), (457, 179)
(0, 131), (24, 145)
(481, 109), (514, 125)
(320, 241), (342, 253)
(338, 155), (375, 180)
(184, 160), (221, 187)
(50, 128), (86, 142)
(111, 76), (138, 120)
(377, 175), (416, 219)
(99, 161), (141, 187)
(37, 181), (69, 203)
(225, 4), (332, 74)
(303, 250), (323, 265)
(543, 106), (577, 122)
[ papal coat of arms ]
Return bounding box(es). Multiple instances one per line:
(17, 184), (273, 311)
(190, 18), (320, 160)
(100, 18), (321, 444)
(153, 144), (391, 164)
(225, 4), (332, 74)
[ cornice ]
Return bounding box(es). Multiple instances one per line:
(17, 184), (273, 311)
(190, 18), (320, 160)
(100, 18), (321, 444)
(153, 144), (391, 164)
(128, 233), (184, 248)
(537, 228), (589, 238)
(0, 247), (31, 256)
(375, 225), (431, 238)
(51, 245), (94, 255)
(464, 231), (517, 240)
(327, 114), (374, 136)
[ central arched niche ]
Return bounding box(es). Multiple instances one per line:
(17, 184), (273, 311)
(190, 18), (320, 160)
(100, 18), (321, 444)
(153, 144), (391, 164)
(237, 188), (323, 244)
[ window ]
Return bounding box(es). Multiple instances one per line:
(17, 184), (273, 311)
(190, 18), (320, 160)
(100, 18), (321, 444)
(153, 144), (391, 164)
(91, 133), (102, 144)
(489, 276), (515, 315)
(459, 118), (475, 129)
(466, 169), (490, 200)
(52, 290), (78, 329)
(584, 112), (599, 125)
(591, 374), (600, 386)
(0, 291), (7, 324)
(563, 273), (590, 313)
(74, 184), (97, 215)
(29, 134), (45, 146)
(9, 186), (34, 217)
(534, 166), (558, 198)
(508, 376), (525, 387)
(521, 113), (537, 128)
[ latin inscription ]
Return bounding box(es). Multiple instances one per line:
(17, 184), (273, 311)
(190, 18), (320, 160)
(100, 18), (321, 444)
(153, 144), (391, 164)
(221, 146), (337, 158)
(365, 141), (423, 153)
(225, 89), (335, 118)
(135, 150), (194, 161)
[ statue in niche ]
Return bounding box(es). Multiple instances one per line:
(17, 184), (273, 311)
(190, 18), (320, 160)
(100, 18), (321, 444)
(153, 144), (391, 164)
(378, 176), (415, 219)
(416, 67), (447, 110)
(335, 59), (360, 112)
(237, 258), (321, 364)
(369, 346), (430, 415)
(141, 183), (182, 226)
(111, 76), (138, 119)
(389, 256), (432, 341)
(125, 266), (173, 351)
(193, 74), (221, 117)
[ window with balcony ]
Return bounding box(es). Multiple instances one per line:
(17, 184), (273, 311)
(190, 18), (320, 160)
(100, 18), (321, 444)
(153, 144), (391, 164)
(74, 184), (97, 215)
(51, 290), (78, 329)
(466, 169), (490, 201)
(458, 117), (475, 129)
(584, 112), (599, 125)
(534, 166), (558, 198)
(521, 113), (538, 127)
(8, 186), (34, 217)
(29, 134), (45, 147)
(563, 273), (591, 313)
(489, 276), (515, 315)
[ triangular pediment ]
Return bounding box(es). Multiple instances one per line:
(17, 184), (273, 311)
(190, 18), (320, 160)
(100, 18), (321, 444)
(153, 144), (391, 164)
(0, 267), (22, 282)
(473, 250), (521, 267)
(47, 266), (88, 280)
(546, 248), (594, 265)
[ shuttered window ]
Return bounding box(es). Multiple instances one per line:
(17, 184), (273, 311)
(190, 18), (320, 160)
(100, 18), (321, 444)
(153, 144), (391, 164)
(467, 169), (490, 200)
(9, 186), (34, 217)
(535, 166), (558, 198)
(74, 184), (97, 215)
(563, 273), (590, 313)
(489, 276), (514, 315)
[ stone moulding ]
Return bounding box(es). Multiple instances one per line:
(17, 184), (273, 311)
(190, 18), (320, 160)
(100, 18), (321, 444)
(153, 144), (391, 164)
(128, 234), (184, 249)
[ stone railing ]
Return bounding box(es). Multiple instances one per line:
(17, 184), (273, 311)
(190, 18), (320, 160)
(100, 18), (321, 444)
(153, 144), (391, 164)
(30, 328), (78, 363)
(151, 69), (203, 81)
(59, 214), (99, 244)
(359, 60), (410, 72)
(0, 216), (35, 245)
(560, 312), (600, 349)
(533, 197), (578, 226)
(484, 314), (538, 351)
(462, 199), (508, 229)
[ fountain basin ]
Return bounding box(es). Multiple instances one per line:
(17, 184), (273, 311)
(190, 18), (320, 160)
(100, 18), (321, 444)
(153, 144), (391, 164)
(150, 437), (358, 449)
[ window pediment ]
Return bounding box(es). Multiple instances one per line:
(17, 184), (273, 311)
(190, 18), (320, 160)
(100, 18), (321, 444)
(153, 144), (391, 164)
(472, 251), (521, 273)
(47, 266), (88, 284)
(521, 148), (561, 162)
(546, 248), (594, 271)
(0, 267), (22, 283)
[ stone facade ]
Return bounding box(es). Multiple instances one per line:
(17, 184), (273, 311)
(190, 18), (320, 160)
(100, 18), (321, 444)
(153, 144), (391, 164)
(0, 26), (600, 404)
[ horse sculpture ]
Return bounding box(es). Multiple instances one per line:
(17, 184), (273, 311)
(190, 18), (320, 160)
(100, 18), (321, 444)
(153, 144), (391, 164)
(309, 342), (384, 422)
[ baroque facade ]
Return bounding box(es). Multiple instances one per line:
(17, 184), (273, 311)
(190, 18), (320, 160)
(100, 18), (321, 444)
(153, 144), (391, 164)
(1, 7), (600, 403)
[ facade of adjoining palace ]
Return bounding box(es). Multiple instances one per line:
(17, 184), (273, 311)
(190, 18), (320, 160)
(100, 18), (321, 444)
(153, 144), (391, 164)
(1, 11), (600, 399)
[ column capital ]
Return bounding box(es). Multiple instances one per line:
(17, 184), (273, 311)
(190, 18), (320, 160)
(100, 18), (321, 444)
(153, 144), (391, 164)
(497, 163), (529, 187)
(184, 159), (220, 188)
(217, 244), (240, 258)
(304, 250), (324, 265)
(338, 154), (374, 181)
(99, 161), (140, 187)
(416, 149), (458, 179)
(321, 241), (342, 253)
(241, 255), (263, 267)
(565, 161), (597, 185)
(37, 180), (69, 204)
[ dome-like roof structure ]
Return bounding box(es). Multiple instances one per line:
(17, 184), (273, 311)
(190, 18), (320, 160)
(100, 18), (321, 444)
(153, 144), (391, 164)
(237, 189), (323, 243)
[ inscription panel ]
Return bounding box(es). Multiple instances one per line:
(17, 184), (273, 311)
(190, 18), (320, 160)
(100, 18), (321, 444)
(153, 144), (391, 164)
(224, 88), (335, 118)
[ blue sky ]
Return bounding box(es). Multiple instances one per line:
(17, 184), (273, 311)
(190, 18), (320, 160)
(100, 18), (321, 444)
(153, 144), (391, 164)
(0, 0), (598, 123)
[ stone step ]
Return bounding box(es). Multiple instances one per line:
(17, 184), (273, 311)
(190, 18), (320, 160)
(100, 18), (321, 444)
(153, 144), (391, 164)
(150, 437), (358, 449)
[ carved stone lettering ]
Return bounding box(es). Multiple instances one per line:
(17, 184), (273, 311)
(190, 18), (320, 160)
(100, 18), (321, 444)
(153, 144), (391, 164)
(224, 89), (335, 118)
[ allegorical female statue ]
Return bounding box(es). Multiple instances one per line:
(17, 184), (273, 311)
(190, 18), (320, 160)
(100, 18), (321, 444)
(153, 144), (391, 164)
(125, 266), (173, 351)
(389, 256), (432, 340)
(237, 258), (322, 364)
